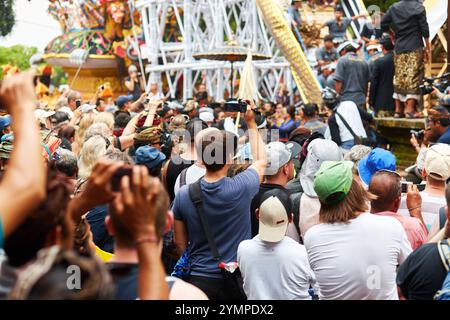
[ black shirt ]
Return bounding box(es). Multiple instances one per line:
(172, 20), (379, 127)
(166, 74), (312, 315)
(381, 0), (430, 53)
(396, 243), (447, 300)
(165, 155), (195, 202)
(360, 23), (383, 41)
(250, 184), (291, 237)
(125, 76), (142, 101)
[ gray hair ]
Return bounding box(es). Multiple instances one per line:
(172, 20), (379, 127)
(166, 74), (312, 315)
(55, 149), (78, 178)
(85, 123), (111, 142)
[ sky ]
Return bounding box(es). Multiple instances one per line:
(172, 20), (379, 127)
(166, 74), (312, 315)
(0, 0), (61, 51)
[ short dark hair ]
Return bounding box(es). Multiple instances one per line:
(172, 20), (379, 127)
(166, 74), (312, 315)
(109, 184), (169, 248)
(115, 112), (131, 129)
(201, 131), (238, 172)
(286, 106), (296, 119)
(303, 103), (318, 118)
(4, 167), (73, 267)
(96, 98), (105, 107)
(58, 125), (76, 141)
(324, 35), (334, 43)
(186, 119), (208, 143)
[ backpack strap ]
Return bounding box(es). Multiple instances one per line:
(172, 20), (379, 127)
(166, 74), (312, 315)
(439, 206), (447, 230)
(289, 192), (302, 239)
(179, 167), (188, 189)
(335, 111), (360, 142)
(437, 240), (450, 272)
(161, 160), (171, 190)
(188, 180), (221, 262)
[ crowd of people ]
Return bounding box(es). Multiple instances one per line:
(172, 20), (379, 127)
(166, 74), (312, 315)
(289, 0), (436, 119)
(0, 0), (450, 302)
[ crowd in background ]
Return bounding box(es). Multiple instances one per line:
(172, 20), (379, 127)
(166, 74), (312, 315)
(0, 0), (450, 301)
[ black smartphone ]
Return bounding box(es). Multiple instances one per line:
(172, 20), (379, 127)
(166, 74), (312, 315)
(76, 99), (81, 108)
(111, 167), (133, 192)
(401, 182), (426, 193)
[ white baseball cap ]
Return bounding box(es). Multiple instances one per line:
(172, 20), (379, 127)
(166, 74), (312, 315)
(258, 195), (290, 242)
(265, 142), (298, 176)
(34, 109), (55, 120)
(81, 104), (97, 114)
(424, 143), (450, 181)
(58, 106), (74, 119)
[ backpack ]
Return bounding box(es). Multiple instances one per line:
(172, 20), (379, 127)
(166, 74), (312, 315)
(434, 240), (450, 300)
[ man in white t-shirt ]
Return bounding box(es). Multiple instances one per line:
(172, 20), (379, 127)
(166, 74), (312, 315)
(398, 143), (450, 233)
(305, 161), (412, 300)
(238, 191), (316, 300)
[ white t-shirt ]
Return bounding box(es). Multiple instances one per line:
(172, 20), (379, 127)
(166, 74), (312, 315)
(173, 163), (206, 196)
(237, 236), (316, 300)
(299, 194), (321, 239)
(304, 212), (412, 300)
(398, 191), (446, 231)
(325, 101), (367, 142)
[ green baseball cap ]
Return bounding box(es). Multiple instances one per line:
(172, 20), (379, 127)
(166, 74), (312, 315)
(313, 161), (354, 205)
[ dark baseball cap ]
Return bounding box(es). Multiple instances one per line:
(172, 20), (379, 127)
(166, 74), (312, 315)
(116, 95), (134, 108)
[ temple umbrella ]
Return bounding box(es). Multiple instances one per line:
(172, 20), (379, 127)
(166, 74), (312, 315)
(193, 40), (271, 97)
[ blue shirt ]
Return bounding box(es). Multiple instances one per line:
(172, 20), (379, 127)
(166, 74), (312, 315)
(438, 127), (450, 145)
(86, 205), (114, 253)
(173, 168), (260, 279)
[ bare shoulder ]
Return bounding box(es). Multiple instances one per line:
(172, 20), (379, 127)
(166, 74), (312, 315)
(169, 278), (209, 300)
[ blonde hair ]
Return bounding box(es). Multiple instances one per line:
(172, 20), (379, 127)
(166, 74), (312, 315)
(94, 112), (114, 131)
(75, 114), (95, 151)
(78, 135), (108, 180)
(319, 179), (376, 224)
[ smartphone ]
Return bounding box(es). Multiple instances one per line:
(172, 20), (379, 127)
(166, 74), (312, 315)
(111, 167), (133, 192)
(76, 99), (81, 108)
(401, 182), (426, 193)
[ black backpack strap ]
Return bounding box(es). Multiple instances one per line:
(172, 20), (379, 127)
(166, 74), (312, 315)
(188, 180), (221, 262)
(179, 167), (188, 188)
(439, 206), (447, 230)
(437, 239), (450, 272)
(335, 111), (359, 140)
(289, 192), (302, 239)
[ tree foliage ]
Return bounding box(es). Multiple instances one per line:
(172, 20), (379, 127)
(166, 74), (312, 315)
(0, 0), (15, 37)
(0, 45), (38, 70)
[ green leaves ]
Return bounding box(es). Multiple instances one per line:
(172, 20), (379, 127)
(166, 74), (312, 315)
(0, 0), (15, 37)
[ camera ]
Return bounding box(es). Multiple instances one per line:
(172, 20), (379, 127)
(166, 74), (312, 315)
(223, 99), (248, 113)
(410, 129), (425, 140)
(419, 73), (450, 95)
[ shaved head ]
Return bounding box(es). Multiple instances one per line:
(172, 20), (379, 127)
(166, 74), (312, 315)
(369, 171), (401, 213)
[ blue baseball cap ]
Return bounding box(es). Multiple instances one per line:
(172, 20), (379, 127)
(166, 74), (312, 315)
(134, 146), (166, 170)
(358, 148), (396, 185)
(0, 115), (11, 131)
(116, 95), (134, 108)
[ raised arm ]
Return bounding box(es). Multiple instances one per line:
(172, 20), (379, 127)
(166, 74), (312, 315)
(246, 100), (267, 179)
(0, 72), (46, 239)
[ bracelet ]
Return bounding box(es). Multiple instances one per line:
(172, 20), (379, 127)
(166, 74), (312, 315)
(408, 205), (421, 212)
(135, 235), (159, 246)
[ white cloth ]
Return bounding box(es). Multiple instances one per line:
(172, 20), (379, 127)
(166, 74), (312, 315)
(173, 163), (206, 196)
(398, 191), (446, 231)
(238, 236), (316, 300)
(304, 212), (412, 300)
(299, 194), (321, 239)
(329, 100), (367, 143)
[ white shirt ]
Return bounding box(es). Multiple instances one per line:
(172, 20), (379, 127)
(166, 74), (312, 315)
(304, 213), (412, 300)
(299, 194), (321, 239)
(325, 101), (367, 142)
(238, 236), (316, 300)
(173, 163), (206, 196)
(398, 191), (446, 231)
